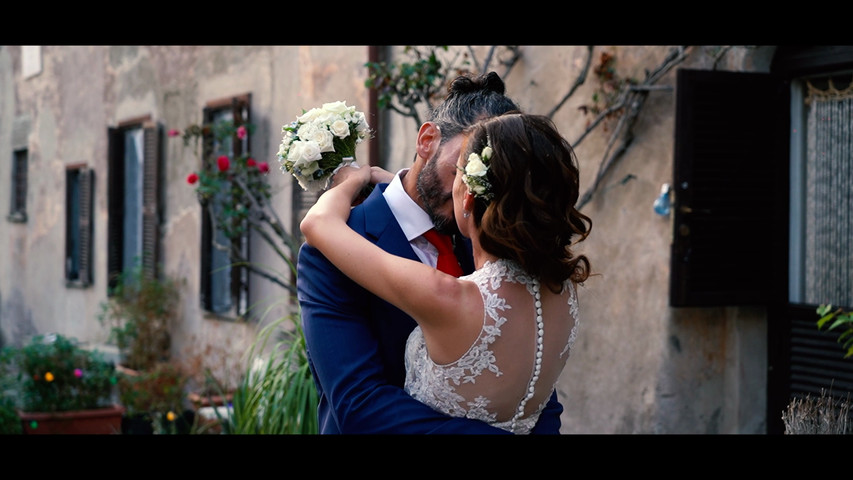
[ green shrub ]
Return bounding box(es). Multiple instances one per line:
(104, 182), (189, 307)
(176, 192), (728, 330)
(0, 347), (23, 434)
(213, 312), (317, 434)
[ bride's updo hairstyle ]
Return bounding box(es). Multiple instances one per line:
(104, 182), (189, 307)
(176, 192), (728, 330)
(463, 112), (592, 290)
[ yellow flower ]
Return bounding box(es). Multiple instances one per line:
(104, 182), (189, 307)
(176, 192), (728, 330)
(166, 411), (177, 422)
(45, 371), (54, 382)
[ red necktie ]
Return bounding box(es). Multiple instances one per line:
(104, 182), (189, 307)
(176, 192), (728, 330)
(422, 229), (464, 277)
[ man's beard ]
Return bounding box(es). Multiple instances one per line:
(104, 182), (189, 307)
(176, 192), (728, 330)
(416, 150), (459, 236)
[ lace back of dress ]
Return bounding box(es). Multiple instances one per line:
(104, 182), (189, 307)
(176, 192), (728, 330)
(403, 258), (580, 435)
(464, 259), (579, 433)
(509, 277), (544, 432)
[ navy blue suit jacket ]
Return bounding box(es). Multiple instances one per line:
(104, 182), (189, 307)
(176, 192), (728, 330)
(297, 183), (563, 434)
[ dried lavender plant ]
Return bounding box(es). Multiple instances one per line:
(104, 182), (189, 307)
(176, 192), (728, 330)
(782, 389), (852, 434)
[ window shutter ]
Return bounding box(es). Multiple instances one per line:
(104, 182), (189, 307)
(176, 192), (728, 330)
(142, 123), (162, 281)
(670, 69), (789, 307)
(10, 149), (28, 221)
(106, 127), (125, 291)
(78, 168), (94, 286)
(231, 97), (250, 313)
(200, 199), (213, 311)
(199, 106), (214, 310)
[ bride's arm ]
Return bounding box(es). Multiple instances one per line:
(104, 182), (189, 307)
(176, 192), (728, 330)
(300, 166), (469, 335)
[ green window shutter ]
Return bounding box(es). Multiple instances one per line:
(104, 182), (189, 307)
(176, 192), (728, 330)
(78, 168), (94, 286)
(142, 123), (162, 281)
(106, 127), (124, 291)
(65, 167), (94, 287)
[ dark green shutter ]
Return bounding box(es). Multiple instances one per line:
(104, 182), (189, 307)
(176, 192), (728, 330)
(142, 123), (162, 281)
(106, 127), (124, 291)
(78, 168), (94, 286)
(670, 69), (789, 307)
(231, 97), (250, 313)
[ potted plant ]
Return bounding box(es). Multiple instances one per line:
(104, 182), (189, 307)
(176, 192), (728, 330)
(99, 265), (182, 372)
(3, 333), (123, 434)
(118, 362), (193, 434)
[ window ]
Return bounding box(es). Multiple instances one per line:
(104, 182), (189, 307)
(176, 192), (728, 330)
(107, 119), (162, 290)
(9, 148), (28, 222)
(765, 45), (853, 434)
(199, 95), (251, 316)
(65, 165), (94, 287)
(789, 73), (853, 309)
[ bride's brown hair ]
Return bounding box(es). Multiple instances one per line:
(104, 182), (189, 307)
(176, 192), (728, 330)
(463, 112), (592, 290)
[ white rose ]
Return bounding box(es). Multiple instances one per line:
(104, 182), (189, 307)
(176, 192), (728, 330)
(288, 141), (320, 165)
(329, 119), (350, 139)
(306, 127), (335, 152)
(480, 146), (493, 160)
(322, 101), (349, 115)
(286, 142), (303, 162)
(466, 153), (488, 177)
(297, 122), (318, 141)
(297, 108), (321, 124)
(472, 183), (486, 196)
(298, 141), (322, 163)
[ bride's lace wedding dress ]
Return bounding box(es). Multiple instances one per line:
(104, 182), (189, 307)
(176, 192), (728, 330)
(404, 258), (580, 434)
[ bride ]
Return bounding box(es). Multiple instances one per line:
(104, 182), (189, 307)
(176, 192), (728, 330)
(300, 112), (592, 434)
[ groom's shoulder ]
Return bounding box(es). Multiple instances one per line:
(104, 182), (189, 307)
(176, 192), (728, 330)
(346, 199), (371, 233)
(347, 184), (392, 234)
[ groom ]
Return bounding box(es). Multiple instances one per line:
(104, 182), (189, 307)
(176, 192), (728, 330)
(297, 72), (564, 434)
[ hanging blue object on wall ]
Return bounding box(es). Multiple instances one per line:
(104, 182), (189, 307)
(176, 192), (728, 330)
(653, 183), (671, 216)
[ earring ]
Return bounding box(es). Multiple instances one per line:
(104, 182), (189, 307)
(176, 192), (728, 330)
(463, 211), (470, 218)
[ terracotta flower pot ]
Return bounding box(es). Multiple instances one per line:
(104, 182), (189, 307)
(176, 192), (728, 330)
(18, 404), (125, 434)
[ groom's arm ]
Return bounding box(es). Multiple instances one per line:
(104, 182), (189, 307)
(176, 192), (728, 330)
(298, 242), (510, 434)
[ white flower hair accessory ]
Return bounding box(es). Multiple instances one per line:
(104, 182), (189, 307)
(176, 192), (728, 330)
(462, 140), (494, 201)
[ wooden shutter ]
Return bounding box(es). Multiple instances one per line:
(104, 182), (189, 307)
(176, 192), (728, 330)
(78, 168), (94, 286)
(106, 127), (125, 291)
(199, 105), (215, 311)
(670, 69), (789, 307)
(10, 149), (28, 220)
(64, 167), (93, 287)
(200, 199), (213, 311)
(231, 97), (250, 313)
(141, 123), (162, 281)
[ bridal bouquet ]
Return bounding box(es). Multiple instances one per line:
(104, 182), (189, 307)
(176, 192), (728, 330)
(277, 101), (371, 193)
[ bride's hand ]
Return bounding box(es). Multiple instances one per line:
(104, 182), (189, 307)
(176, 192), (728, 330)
(330, 164), (371, 191)
(369, 166), (395, 185)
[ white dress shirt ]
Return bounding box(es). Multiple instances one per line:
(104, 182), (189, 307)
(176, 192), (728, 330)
(383, 169), (439, 268)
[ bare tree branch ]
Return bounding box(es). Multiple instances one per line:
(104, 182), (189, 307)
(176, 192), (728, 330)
(498, 46), (521, 79)
(571, 86), (631, 148)
(576, 46), (690, 210)
(547, 46), (595, 120)
(466, 45), (521, 79)
(204, 195), (291, 291)
(711, 46), (733, 70)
